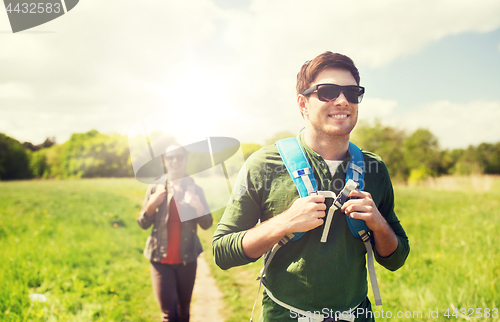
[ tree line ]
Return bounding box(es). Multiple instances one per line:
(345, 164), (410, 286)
(1, 125), (499, 182)
(351, 121), (500, 182)
(0, 130), (133, 180)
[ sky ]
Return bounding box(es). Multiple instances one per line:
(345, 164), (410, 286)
(1, 0), (499, 150)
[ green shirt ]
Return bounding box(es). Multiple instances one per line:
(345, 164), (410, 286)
(213, 135), (410, 321)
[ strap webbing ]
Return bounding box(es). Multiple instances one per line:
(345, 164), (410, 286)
(263, 283), (356, 322)
(251, 235), (292, 321)
(263, 284), (324, 322)
(293, 168), (316, 195)
(359, 230), (382, 306)
(260, 235), (291, 277)
(320, 180), (358, 243)
(320, 205), (338, 243)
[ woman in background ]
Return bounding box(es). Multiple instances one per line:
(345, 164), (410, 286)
(137, 144), (212, 322)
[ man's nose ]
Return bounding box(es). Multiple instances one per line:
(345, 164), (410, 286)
(333, 91), (349, 106)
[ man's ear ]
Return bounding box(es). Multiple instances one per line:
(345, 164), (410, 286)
(297, 94), (308, 118)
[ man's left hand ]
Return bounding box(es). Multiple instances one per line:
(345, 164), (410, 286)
(340, 190), (386, 233)
(341, 190), (399, 257)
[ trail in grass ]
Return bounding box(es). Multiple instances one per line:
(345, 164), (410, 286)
(191, 255), (225, 322)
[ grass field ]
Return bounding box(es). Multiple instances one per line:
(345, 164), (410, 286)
(0, 179), (157, 321)
(198, 175), (500, 321)
(1, 176), (499, 321)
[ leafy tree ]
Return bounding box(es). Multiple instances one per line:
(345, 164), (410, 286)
(477, 142), (500, 174)
(60, 130), (133, 178)
(23, 137), (56, 152)
(30, 150), (47, 178)
(42, 143), (66, 178)
(436, 149), (455, 175)
(351, 121), (408, 181)
(0, 133), (32, 180)
(27, 137), (58, 178)
(403, 128), (443, 182)
(451, 142), (500, 175)
(488, 142), (500, 174)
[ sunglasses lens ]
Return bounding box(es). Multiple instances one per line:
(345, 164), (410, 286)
(344, 87), (364, 104)
(317, 85), (341, 102)
(166, 155), (185, 162)
(317, 85), (364, 103)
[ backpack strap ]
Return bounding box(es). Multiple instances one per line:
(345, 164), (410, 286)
(277, 138), (371, 240)
(276, 137), (318, 197)
(346, 143), (382, 306)
(344, 142), (371, 238)
(276, 137), (318, 241)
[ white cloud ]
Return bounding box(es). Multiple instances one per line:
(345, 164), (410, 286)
(0, 83), (35, 100)
(405, 101), (500, 148)
(358, 98), (398, 121)
(1, 0), (500, 146)
(379, 100), (500, 149)
(224, 0), (500, 68)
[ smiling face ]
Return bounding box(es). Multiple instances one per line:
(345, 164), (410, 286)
(298, 67), (359, 140)
(165, 144), (188, 180)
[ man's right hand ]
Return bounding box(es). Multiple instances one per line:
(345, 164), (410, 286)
(278, 195), (326, 236)
(242, 194), (326, 259)
(145, 185), (167, 217)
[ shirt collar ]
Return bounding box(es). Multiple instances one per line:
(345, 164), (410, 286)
(297, 129), (352, 165)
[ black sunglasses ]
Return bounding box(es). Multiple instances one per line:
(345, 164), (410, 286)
(165, 154), (185, 162)
(302, 83), (365, 104)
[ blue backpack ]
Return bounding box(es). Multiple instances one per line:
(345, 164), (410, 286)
(276, 137), (370, 241)
(251, 138), (382, 322)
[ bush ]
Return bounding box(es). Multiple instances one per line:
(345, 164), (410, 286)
(29, 150), (47, 178)
(60, 130), (133, 178)
(0, 133), (32, 180)
(403, 128), (443, 179)
(351, 120), (408, 181)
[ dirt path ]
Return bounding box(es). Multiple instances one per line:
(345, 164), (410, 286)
(191, 255), (225, 322)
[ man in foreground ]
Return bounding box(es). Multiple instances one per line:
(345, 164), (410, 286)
(212, 52), (409, 321)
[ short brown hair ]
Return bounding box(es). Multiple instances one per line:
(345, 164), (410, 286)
(296, 52), (360, 95)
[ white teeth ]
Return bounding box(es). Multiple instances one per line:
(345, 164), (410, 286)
(330, 114), (348, 118)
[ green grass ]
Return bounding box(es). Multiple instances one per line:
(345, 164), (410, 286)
(370, 181), (500, 321)
(195, 175), (265, 321)
(200, 177), (500, 321)
(198, 221), (264, 322)
(2, 177), (499, 321)
(0, 179), (157, 321)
